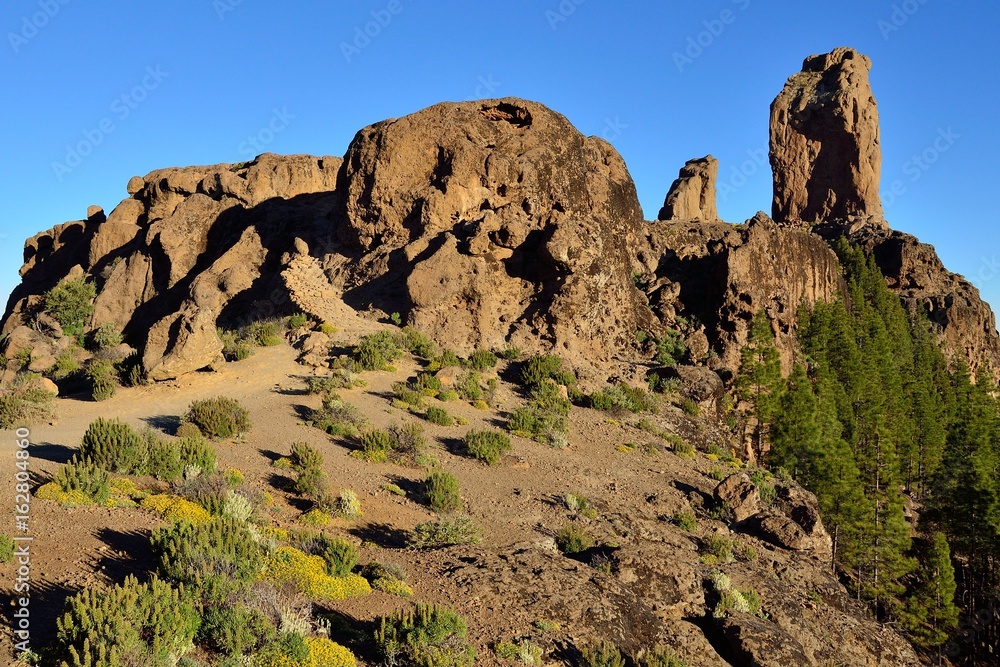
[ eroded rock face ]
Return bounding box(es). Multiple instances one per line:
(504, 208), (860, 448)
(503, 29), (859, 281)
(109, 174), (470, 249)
(658, 155), (719, 221)
(325, 98), (657, 372)
(2, 154), (342, 379)
(770, 47), (883, 224)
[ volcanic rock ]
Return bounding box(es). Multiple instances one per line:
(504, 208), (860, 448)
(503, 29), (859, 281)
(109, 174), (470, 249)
(658, 155), (719, 221)
(770, 47), (883, 224)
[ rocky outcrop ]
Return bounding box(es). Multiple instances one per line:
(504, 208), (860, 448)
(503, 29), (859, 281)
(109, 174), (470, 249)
(770, 47), (884, 225)
(322, 98), (658, 373)
(658, 155), (719, 221)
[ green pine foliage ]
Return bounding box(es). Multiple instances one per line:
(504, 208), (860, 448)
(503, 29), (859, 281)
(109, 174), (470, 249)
(736, 309), (784, 459)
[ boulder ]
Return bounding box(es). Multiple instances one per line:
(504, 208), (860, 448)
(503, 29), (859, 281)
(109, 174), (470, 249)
(743, 513), (811, 551)
(770, 47), (884, 224)
(126, 175), (145, 195)
(657, 155), (719, 221)
(714, 474), (760, 522)
(719, 612), (811, 667)
(86, 205), (106, 222)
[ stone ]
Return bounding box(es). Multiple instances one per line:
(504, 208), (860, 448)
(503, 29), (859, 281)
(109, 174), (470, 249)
(714, 474), (760, 522)
(658, 155), (719, 221)
(126, 175), (145, 195)
(743, 513), (811, 551)
(720, 613), (811, 667)
(86, 205), (106, 222)
(770, 47), (883, 224)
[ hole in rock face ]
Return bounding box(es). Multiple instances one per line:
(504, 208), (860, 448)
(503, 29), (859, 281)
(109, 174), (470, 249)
(479, 102), (533, 128)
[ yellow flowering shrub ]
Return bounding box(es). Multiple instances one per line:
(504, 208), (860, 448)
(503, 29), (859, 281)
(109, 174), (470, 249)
(262, 546), (370, 601)
(255, 637), (356, 667)
(140, 494), (212, 524)
(299, 509), (332, 527)
(371, 577), (414, 597)
(102, 477), (145, 508)
(35, 482), (91, 507)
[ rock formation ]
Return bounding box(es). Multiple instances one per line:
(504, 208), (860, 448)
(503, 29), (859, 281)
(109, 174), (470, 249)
(657, 155), (719, 221)
(770, 47), (883, 224)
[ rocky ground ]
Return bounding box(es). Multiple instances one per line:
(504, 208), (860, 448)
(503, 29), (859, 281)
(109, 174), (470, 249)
(0, 342), (921, 666)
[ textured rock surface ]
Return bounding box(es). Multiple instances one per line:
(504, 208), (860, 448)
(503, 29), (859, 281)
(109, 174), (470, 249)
(770, 47), (883, 224)
(658, 155), (719, 221)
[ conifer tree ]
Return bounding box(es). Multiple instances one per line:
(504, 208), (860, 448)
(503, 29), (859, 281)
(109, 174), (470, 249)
(736, 309), (784, 459)
(904, 532), (959, 647)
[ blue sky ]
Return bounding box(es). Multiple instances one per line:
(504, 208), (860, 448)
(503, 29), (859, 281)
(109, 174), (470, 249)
(2, 0), (997, 314)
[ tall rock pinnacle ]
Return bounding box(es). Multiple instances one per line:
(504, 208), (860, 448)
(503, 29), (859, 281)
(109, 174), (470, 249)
(769, 47), (883, 224)
(657, 155), (719, 221)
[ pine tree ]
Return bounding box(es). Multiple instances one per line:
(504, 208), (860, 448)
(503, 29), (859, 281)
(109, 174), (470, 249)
(769, 363), (818, 478)
(736, 309), (784, 460)
(905, 532), (959, 647)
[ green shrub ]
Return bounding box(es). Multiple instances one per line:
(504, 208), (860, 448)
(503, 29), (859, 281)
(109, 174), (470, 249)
(290, 442), (324, 472)
(288, 312), (309, 328)
(589, 384), (657, 414)
(671, 439), (696, 458)
(556, 523), (594, 555)
(307, 371), (360, 396)
(425, 406), (453, 426)
(0, 535), (13, 563)
(87, 359), (118, 401)
(320, 536), (359, 577)
(374, 603), (475, 667)
(411, 514), (481, 548)
(179, 433), (217, 475)
(704, 535), (734, 563)
(400, 326), (436, 359)
(679, 398), (700, 417)
(640, 646), (689, 667)
(117, 351), (147, 387)
(80, 417), (145, 474)
(186, 397), (251, 440)
(151, 517), (264, 599)
(425, 471), (462, 513)
(53, 578), (200, 664)
(336, 489), (363, 519)
(312, 395), (366, 438)
(44, 277), (96, 337)
(581, 641), (625, 667)
(415, 372), (442, 395)
(464, 429), (511, 465)
(294, 466), (330, 498)
(220, 328), (254, 362)
(53, 458), (111, 504)
(438, 389), (460, 402)
(0, 373), (55, 428)
(201, 603), (277, 656)
(749, 470), (776, 504)
(520, 354), (574, 388)
(499, 346), (521, 360)
(148, 439), (184, 481)
(393, 381), (426, 409)
(508, 406), (568, 447)
(245, 320), (284, 347)
(436, 349), (462, 369)
(359, 429), (393, 462)
(469, 349), (498, 371)
(530, 381), (571, 416)
(389, 422), (427, 461)
(455, 371), (483, 402)
(653, 330), (687, 367)
(49, 349), (80, 380)
(672, 510), (698, 532)
(355, 331), (404, 370)
(89, 321), (123, 351)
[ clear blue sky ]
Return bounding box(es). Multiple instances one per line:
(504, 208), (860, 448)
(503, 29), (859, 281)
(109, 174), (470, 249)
(2, 0), (997, 314)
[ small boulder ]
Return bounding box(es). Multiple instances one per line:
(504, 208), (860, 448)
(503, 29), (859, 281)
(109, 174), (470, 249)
(714, 474), (760, 522)
(27, 356), (56, 373)
(86, 205), (106, 222)
(126, 175), (145, 195)
(720, 612), (810, 667)
(743, 513), (811, 551)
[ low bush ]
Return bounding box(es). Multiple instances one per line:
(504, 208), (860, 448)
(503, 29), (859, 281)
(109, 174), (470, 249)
(464, 429), (511, 465)
(56, 457), (111, 504)
(44, 276), (96, 338)
(424, 470), (462, 512)
(508, 406), (568, 447)
(287, 312), (309, 328)
(262, 546), (371, 601)
(294, 466), (330, 498)
(48, 349), (80, 380)
(201, 603), (277, 656)
(116, 351), (147, 387)
(186, 396), (251, 440)
(245, 320), (285, 347)
(374, 603), (475, 667)
(289, 442), (324, 472)
(308, 372), (360, 396)
(589, 384), (657, 414)
(80, 417), (145, 474)
(50, 575), (200, 667)
(0, 372), (56, 428)
(556, 523), (594, 555)
(639, 646), (689, 667)
(336, 489), (363, 519)
(410, 514), (481, 548)
(89, 321), (123, 351)
(355, 331), (404, 370)
(581, 641), (626, 667)
(179, 433), (217, 475)
(393, 381), (426, 409)
(468, 349), (498, 370)
(389, 422), (427, 461)
(87, 358), (118, 401)
(519, 354), (575, 389)
(319, 536), (359, 577)
(400, 326), (436, 359)
(312, 394), (366, 438)
(455, 371), (483, 402)
(425, 406), (453, 426)
(704, 535), (734, 563)
(679, 398), (700, 417)
(358, 429), (393, 462)
(672, 510), (698, 532)
(415, 371), (442, 395)
(148, 437), (184, 481)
